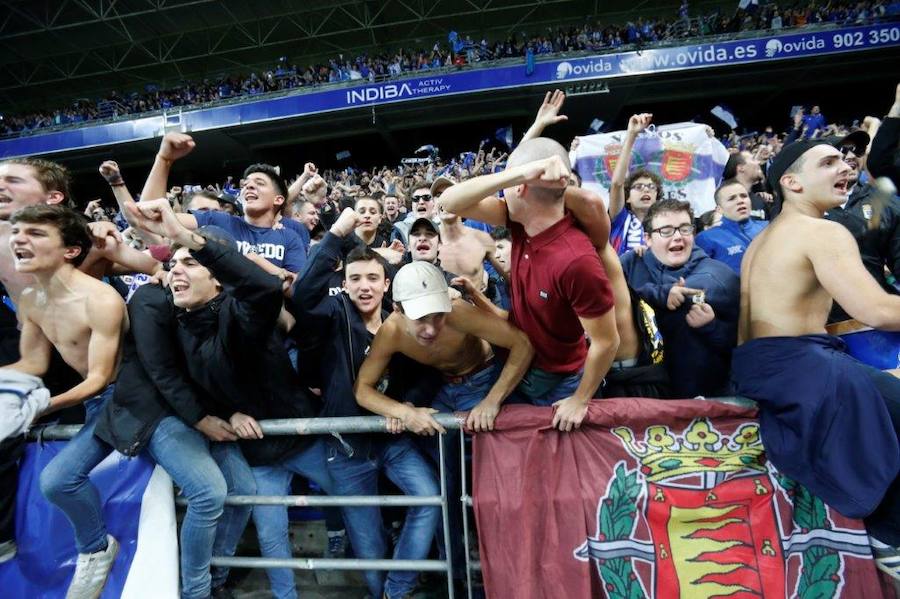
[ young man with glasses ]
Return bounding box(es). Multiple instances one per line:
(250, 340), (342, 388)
(620, 199), (740, 398)
(390, 185), (440, 246)
(609, 113), (663, 255)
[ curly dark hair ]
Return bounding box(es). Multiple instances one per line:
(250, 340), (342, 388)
(624, 169), (663, 198)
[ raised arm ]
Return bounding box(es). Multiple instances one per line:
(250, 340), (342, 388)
(97, 163), (166, 246)
(101, 159), (196, 236)
(141, 133), (196, 208)
(354, 319), (446, 435)
(287, 162), (317, 204)
(521, 90), (568, 143)
(438, 155), (569, 225)
(609, 113), (652, 220)
(867, 83), (900, 184)
(448, 300), (534, 432)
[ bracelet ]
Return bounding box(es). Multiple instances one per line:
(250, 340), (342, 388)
(106, 176), (125, 187)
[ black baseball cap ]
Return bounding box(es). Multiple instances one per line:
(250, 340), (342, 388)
(827, 129), (870, 155)
(410, 217), (439, 236)
(766, 139), (832, 198)
(216, 192), (243, 215)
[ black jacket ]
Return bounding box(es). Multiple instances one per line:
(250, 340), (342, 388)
(289, 232), (389, 457)
(825, 183), (900, 321)
(94, 283), (208, 456)
(869, 116), (900, 187)
(175, 240), (317, 465)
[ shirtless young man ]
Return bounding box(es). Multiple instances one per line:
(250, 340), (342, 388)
(355, 260), (533, 433)
(3, 204), (126, 597)
(436, 208), (496, 291)
(731, 139), (900, 577)
(5, 205), (125, 415)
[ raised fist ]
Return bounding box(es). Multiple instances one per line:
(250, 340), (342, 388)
(158, 133), (196, 162)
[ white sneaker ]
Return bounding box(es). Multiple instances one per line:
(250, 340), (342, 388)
(65, 535), (119, 599)
(0, 540), (16, 563)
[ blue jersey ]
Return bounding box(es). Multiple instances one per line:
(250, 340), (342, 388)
(193, 211), (307, 273)
(610, 209), (645, 256)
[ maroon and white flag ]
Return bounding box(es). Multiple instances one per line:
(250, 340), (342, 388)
(473, 400), (890, 599)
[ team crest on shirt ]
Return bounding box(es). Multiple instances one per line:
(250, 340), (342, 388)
(862, 204), (873, 220)
(539, 290), (549, 300)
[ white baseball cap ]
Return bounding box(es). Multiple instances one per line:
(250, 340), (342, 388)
(392, 262), (452, 320)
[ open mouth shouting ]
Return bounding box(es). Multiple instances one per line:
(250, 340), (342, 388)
(833, 177), (850, 196)
(12, 247), (34, 267)
(170, 279), (191, 297)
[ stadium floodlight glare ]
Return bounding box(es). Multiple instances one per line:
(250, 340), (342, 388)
(563, 81), (610, 97)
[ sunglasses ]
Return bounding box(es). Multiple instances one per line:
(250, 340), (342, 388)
(839, 144), (864, 157)
(412, 194), (433, 203)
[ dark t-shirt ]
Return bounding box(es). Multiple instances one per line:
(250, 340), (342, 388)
(193, 211), (307, 272)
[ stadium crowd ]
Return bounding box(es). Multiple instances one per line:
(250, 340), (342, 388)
(0, 76), (898, 599)
(2, 0), (898, 137)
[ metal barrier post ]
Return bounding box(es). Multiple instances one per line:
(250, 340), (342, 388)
(438, 432), (455, 599)
(460, 428), (475, 599)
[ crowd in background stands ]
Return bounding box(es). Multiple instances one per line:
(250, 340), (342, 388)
(0, 76), (897, 598)
(2, 0), (898, 137)
(83, 103), (860, 253)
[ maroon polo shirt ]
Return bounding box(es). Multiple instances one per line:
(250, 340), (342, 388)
(508, 214), (614, 373)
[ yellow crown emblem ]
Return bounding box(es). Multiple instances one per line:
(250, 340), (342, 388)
(612, 419), (765, 483)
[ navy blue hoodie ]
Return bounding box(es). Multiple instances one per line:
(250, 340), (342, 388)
(620, 246), (740, 398)
(290, 232), (389, 456)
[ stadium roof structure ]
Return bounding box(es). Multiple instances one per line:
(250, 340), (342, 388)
(0, 0), (718, 111)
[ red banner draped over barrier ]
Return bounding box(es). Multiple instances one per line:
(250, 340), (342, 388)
(473, 400), (890, 599)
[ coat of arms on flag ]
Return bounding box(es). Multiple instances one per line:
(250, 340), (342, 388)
(573, 123), (729, 215)
(473, 400), (888, 599)
(575, 419), (872, 598)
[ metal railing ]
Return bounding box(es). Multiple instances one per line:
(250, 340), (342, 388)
(32, 398), (760, 597)
(34, 413), (473, 598)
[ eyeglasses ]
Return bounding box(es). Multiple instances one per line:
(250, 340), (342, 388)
(650, 224), (695, 238)
(631, 183), (658, 192)
(839, 144), (864, 157)
(412, 194), (433, 203)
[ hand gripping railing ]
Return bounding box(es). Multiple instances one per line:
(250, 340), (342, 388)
(34, 413), (468, 598)
(32, 398), (758, 598)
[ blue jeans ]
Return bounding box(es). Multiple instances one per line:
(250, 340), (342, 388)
(514, 368), (584, 406)
(326, 436), (440, 599)
(430, 365), (498, 578)
(432, 364), (498, 414)
(247, 439), (335, 599)
(40, 409), (252, 599)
